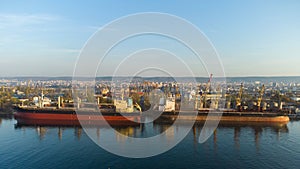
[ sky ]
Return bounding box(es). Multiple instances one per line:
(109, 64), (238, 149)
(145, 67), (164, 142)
(0, 0), (299, 77)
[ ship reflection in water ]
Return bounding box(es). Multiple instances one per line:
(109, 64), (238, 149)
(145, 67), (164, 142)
(3, 116), (297, 169)
(14, 118), (289, 149)
(192, 122), (289, 152)
(14, 119), (141, 141)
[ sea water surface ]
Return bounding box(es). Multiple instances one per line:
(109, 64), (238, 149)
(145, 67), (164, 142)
(0, 115), (300, 169)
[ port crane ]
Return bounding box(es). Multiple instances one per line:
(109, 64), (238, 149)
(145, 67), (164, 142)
(236, 83), (243, 111)
(257, 84), (265, 111)
(214, 83), (222, 109)
(175, 85), (181, 101)
(205, 74), (213, 94)
(202, 74), (213, 108)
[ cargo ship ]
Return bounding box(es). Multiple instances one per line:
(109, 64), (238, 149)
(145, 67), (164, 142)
(14, 103), (141, 126)
(13, 90), (143, 126)
(150, 74), (290, 123)
(154, 110), (290, 124)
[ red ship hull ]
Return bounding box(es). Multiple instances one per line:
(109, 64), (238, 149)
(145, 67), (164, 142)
(14, 112), (141, 126)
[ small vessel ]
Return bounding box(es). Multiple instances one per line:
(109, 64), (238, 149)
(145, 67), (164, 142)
(288, 112), (300, 120)
(287, 108), (300, 120)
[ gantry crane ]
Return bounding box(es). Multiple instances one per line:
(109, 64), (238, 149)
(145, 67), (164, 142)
(236, 83), (243, 111)
(214, 83), (222, 109)
(257, 84), (265, 112)
(205, 74), (213, 93)
(203, 74), (213, 108)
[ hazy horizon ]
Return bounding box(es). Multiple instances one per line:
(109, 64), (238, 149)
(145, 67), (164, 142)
(1, 75), (300, 78)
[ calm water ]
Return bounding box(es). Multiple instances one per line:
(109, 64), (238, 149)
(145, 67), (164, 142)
(1, 115), (300, 169)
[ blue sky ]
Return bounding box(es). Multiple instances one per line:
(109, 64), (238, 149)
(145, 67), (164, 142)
(0, 0), (299, 77)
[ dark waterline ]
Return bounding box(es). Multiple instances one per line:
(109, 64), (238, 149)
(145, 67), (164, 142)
(1, 117), (300, 169)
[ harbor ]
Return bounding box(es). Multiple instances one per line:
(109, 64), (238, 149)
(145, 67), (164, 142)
(0, 76), (298, 124)
(0, 76), (299, 167)
(1, 1), (300, 168)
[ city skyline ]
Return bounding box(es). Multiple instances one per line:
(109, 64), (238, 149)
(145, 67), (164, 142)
(0, 0), (300, 77)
